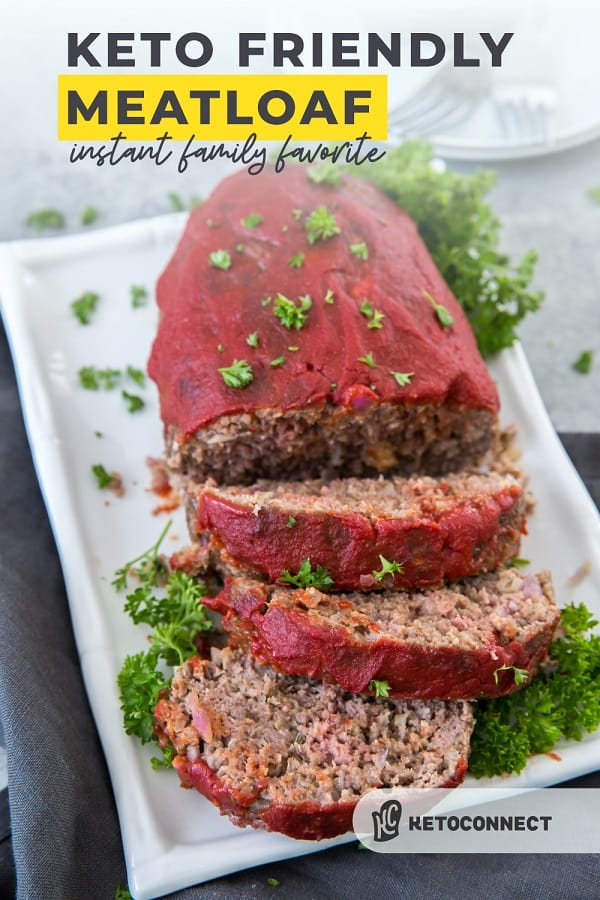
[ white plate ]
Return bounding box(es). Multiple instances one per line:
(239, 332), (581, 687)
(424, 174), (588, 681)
(0, 217), (599, 899)
(385, 1), (600, 161)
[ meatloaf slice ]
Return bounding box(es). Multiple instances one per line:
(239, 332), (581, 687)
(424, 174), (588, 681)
(205, 570), (559, 700)
(154, 645), (473, 840)
(185, 471), (525, 591)
(148, 165), (498, 485)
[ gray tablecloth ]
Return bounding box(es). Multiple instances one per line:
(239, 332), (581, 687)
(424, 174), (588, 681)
(0, 319), (599, 900)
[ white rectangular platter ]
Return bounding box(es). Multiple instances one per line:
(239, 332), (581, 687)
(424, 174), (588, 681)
(1, 214), (599, 899)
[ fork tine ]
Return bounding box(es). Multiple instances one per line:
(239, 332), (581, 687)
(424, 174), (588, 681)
(390, 93), (465, 139)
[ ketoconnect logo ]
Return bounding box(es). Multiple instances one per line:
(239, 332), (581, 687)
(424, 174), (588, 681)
(372, 799), (403, 842)
(353, 788), (600, 854)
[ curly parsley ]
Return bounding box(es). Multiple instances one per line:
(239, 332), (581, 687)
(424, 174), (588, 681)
(359, 141), (543, 356)
(71, 291), (100, 325)
(209, 249), (232, 270)
(372, 556), (404, 581)
(116, 532), (212, 768)
(423, 289), (454, 328)
(279, 559), (333, 591)
(241, 212), (264, 229)
(369, 679), (391, 698)
(288, 251), (305, 268)
(273, 293), (312, 330)
(390, 371), (414, 387)
(350, 241), (369, 261)
(218, 359), (254, 389)
(573, 350), (593, 374)
(307, 164), (341, 185)
(470, 603), (600, 778)
(25, 208), (65, 231)
(304, 207), (340, 245)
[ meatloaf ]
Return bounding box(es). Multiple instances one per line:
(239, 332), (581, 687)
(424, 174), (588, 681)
(185, 471), (525, 591)
(148, 165), (499, 485)
(205, 569), (559, 700)
(154, 645), (473, 840)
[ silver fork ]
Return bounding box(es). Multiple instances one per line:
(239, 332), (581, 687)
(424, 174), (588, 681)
(388, 66), (489, 139)
(493, 84), (557, 143)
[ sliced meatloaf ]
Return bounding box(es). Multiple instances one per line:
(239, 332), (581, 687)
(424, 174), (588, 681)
(148, 165), (499, 485)
(205, 570), (559, 700)
(154, 645), (473, 840)
(185, 471), (525, 591)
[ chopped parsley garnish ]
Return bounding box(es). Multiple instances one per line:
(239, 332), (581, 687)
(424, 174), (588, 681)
(493, 664), (529, 686)
(261, 296), (273, 307)
(92, 463), (114, 489)
(292, 209), (304, 221)
(308, 164), (341, 185)
(587, 186), (600, 205)
(573, 350), (593, 374)
(209, 249), (232, 270)
(273, 293), (312, 330)
(25, 208), (65, 231)
(130, 285), (148, 308)
(115, 886), (133, 900)
(372, 555), (404, 580)
(218, 359), (254, 388)
(350, 241), (369, 260)
(470, 603), (600, 778)
(279, 559), (333, 591)
(390, 371), (414, 387)
(122, 390), (144, 413)
(78, 366), (121, 390)
(267, 878), (280, 887)
(126, 365), (145, 387)
(235, 243), (244, 252)
(359, 300), (384, 330)
(167, 192), (185, 211)
(246, 332), (260, 348)
(288, 251), (305, 268)
(288, 346), (299, 352)
(508, 557), (530, 568)
(71, 291), (100, 325)
(358, 352), (376, 369)
(241, 213), (264, 229)
(424, 289), (454, 328)
(287, 516), (297, 528)
(94, 431), (103, 438)
(323, 289), (335, 305)
(81, 205), (98, 226)
(369, 679), (391, 698)
(270, 356), (286, 367)
(359, 141), (542, 357)
(304, 207), (340, 245)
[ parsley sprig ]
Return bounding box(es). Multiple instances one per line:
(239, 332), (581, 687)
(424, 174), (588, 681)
(115, 525), (212, 768)
(304, 207), (340, 245)
(372, 556), (404, 581)
(71, 291), (100, 325)
(359, 141), (543, 356)
(218, 359), (254, 389)
(369, 679), (391, 698)
(273, 293), (312, 330)
(470, 603), (600, 778)
(279, 559), (333, 591)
